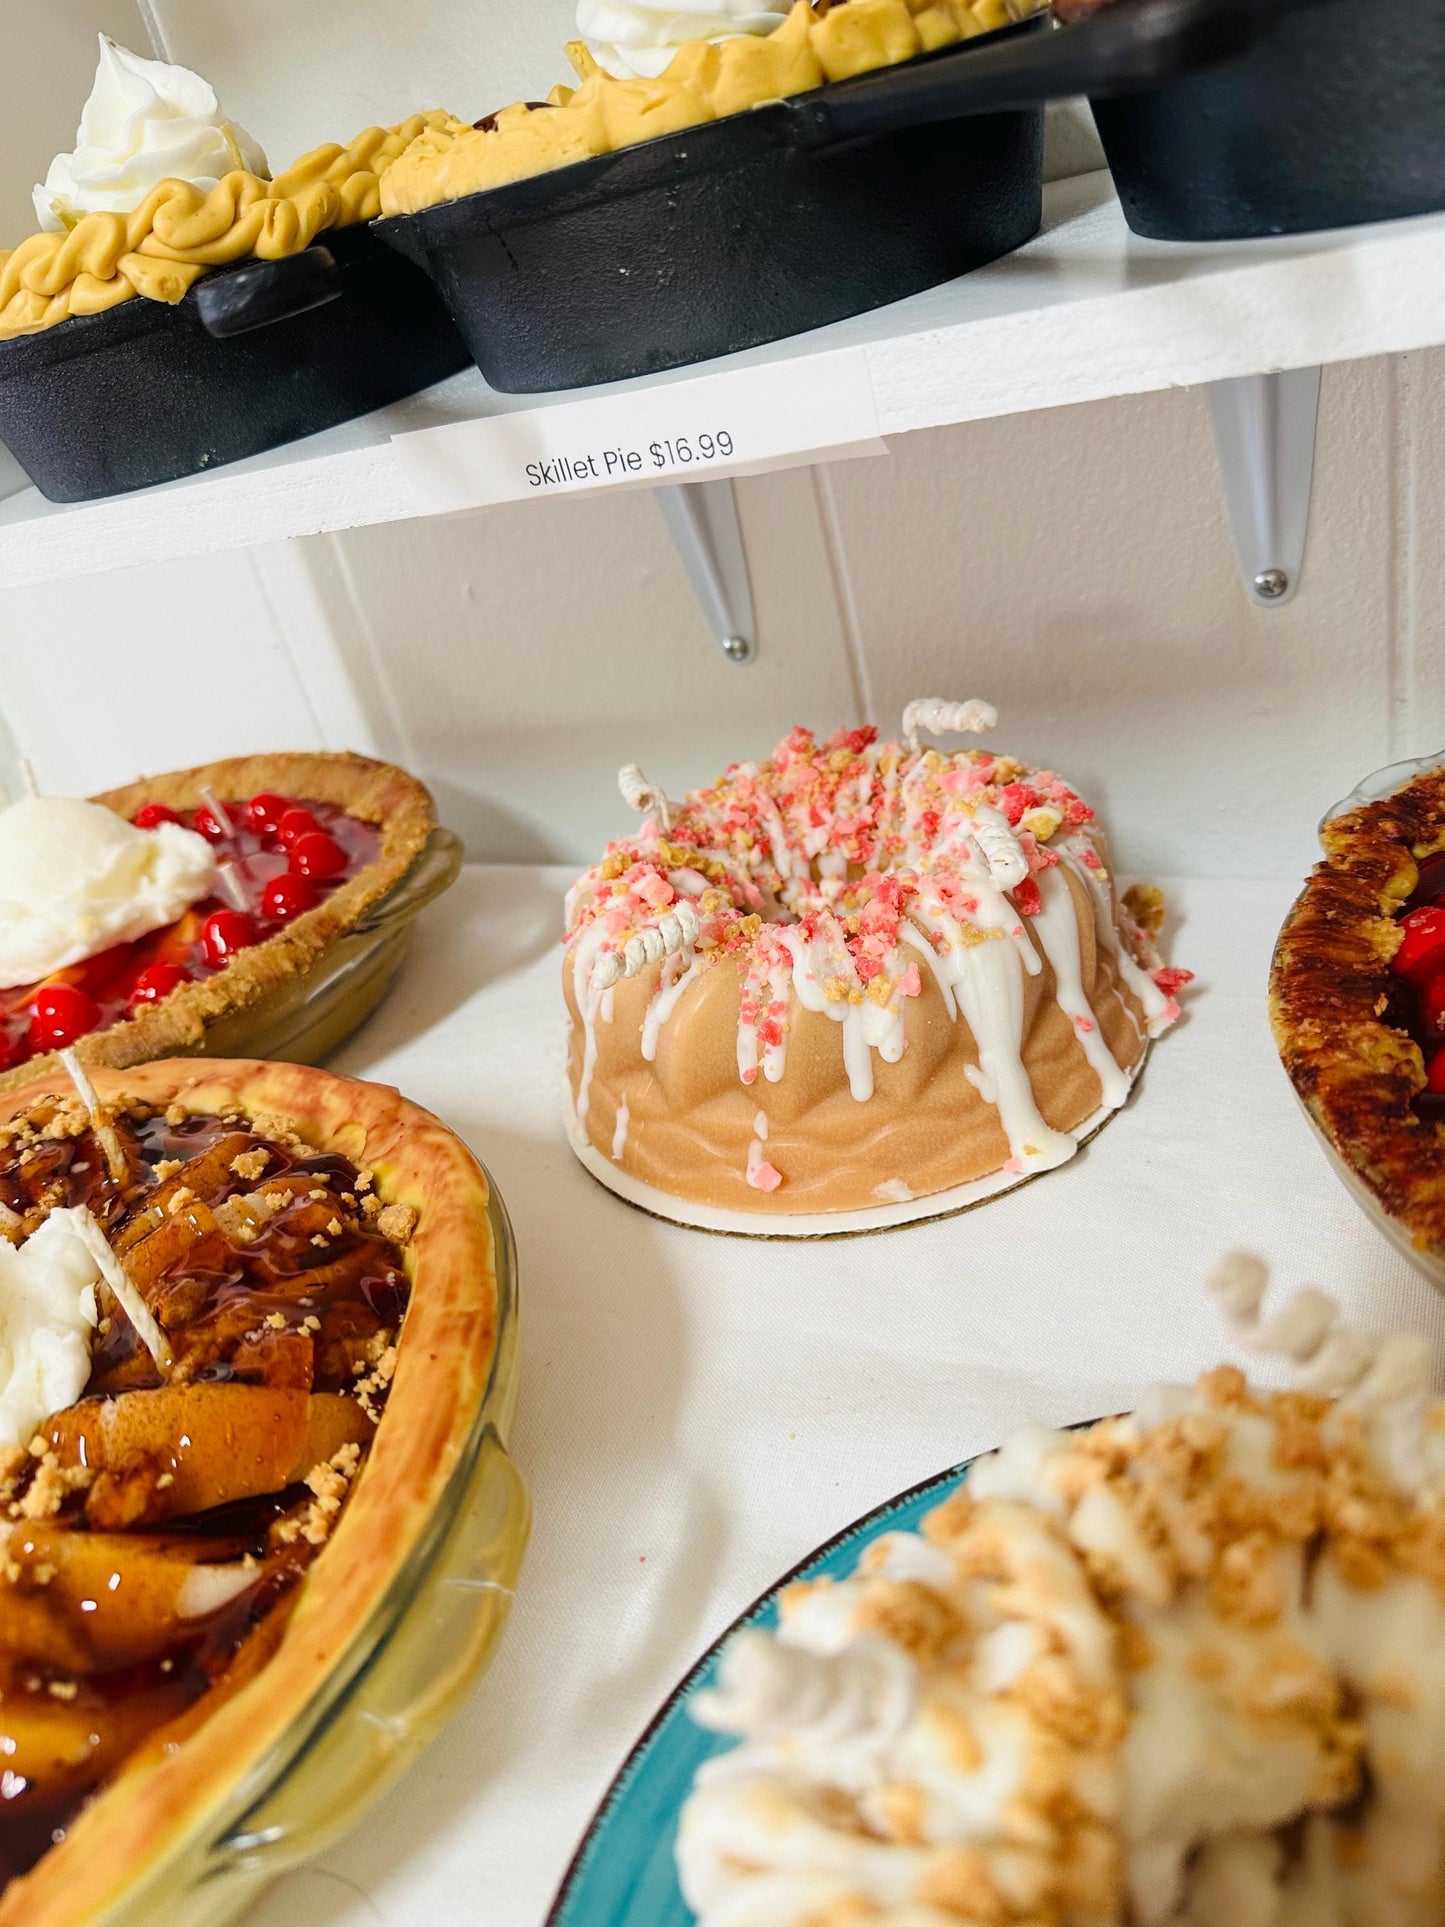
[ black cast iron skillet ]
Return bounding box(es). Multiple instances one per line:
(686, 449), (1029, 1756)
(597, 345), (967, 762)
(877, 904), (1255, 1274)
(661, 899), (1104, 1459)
(374, 0), (1269, 394)
(0, 223), (471, 503)
(1086, 0), (1445, 240)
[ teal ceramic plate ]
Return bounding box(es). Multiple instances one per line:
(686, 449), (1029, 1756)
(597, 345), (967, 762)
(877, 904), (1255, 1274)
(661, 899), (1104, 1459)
(547, 1457), (979, 1927)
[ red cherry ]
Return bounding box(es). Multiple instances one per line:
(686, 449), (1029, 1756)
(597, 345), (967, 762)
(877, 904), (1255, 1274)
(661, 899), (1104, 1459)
(244, 791), (292, 836)
(129, 962), (189, 1008)
(1393, 906), (1445, 982)
(262, 872), (318, 922)
(1426, 1046), (1445, 1095)
(276, 808), (320, 849)
(29, 984), (102, 1051)
(1422, 969), (1445, 1042)
(200, 910), (256, 968)
(132, 802), (180, 831)
(194, 801), (236, 842)
(289, 832), (347, 881)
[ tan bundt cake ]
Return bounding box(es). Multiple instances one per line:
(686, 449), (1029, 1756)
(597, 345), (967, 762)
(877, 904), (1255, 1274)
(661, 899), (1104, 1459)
(563, 701), (1188, 1225)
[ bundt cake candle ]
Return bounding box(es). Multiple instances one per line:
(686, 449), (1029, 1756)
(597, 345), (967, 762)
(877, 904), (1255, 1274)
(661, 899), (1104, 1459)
(563, 701), (1187, 1229)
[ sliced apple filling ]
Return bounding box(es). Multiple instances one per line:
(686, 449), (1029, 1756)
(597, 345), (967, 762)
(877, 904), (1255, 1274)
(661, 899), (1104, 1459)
(0, 1089), (414, 1891)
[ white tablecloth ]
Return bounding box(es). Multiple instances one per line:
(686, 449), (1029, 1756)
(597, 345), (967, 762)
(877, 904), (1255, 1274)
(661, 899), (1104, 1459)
(244, 866), (1445, 1927)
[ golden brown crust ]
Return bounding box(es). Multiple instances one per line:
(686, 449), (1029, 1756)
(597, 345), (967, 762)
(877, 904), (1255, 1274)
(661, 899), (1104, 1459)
(0, 1057), (501, 1927)
(1270, 767), (1445, 1254)
(0, 752), (435, 1097)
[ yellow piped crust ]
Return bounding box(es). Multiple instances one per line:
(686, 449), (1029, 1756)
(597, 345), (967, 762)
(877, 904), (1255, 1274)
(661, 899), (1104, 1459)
(380, 0), (1041, 216)
(0, 113), (451, 342)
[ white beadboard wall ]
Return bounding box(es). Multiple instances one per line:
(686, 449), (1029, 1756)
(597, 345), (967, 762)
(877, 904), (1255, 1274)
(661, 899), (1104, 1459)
(0, 7), (1440, 884)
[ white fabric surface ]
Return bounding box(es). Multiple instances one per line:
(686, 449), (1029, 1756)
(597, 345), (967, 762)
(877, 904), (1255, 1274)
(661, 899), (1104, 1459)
(243, 865), (1445, 1927)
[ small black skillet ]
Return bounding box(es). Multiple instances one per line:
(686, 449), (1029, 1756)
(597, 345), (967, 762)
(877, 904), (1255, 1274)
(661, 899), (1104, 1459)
(373, 0), (1267, 394)
(1081, 0), (1445, 240)
(0, 224), (470, 504)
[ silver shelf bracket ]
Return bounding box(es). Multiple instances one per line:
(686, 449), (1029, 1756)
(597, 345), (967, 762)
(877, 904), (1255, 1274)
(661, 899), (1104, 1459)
(654, 478), (757, 665)
(1204, 366), (1321, 609)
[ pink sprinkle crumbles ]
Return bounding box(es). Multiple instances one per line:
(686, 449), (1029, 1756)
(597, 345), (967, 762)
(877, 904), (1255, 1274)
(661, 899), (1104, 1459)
(746, 1157), (784, 1193)
(897, 962), (922, 999)
(1074, 1013), (1095, 1034)
(635, 871), (675, 910)
(1078, 847), (1103, 872)
(995, 783), (1037, 827)
(1014, 877), (1042, 918)
(1154, 967), (1194, 994)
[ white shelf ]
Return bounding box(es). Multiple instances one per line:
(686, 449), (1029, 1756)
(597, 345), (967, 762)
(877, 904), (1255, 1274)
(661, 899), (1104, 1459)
(5, 168), (1445, 589)
(238, 863), (1445, 1927)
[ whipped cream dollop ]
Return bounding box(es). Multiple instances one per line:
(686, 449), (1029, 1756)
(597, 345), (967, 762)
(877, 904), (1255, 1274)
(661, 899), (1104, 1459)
(34, 37), (268, 233)
(0, 795), (217, 988)
(0, 1210), (100, 1451)
(576, 0), (790, 79)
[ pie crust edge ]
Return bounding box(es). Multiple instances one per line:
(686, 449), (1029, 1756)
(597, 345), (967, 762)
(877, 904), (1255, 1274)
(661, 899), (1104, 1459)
(0, 1055), (507, 1927)
(0, 752), (437, 1097)
(1269, 767), (1445, 1254)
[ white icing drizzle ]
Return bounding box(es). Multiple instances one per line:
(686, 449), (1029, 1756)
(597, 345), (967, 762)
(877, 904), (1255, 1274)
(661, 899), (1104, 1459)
(779, 922), (874, 1103)
(1059, 838), (1173, 1037)
(1027, 865), (1132, 1111)
(737, 946), (793, 1087)
(745, 1137), (774, 1189)
(754, 1110), (768, 1141)
(571, 922), (609, 1128)
(642, 950), (700, 1062)
(907, 874), (1075, 1174)
(611, 1097), (630, 1162)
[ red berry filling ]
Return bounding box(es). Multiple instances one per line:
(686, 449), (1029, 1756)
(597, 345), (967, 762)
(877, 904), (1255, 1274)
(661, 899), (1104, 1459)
(0, 795), (377, 1070)
(131, 802), (180, 831)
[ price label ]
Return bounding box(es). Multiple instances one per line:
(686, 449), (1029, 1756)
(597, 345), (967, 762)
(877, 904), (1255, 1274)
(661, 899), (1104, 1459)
(391, 348), (885, 514)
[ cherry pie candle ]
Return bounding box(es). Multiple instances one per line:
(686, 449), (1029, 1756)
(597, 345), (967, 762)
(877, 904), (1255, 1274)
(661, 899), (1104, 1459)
(0, 795), (379, 1074)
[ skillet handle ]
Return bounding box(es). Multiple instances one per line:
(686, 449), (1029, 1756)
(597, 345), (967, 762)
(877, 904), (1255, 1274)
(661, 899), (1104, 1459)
(799, 0), (1283, 142)
(195, 245), (343, 339)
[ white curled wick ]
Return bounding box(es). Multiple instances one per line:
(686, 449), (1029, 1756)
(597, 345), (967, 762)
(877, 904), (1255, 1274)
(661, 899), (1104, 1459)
(903, 696), (999, 753)
(1207, 1253), (1432, 1405)
(591, 900), (700, 992)
(969, 802), (1029, 890)
(692, 1629), (917, 1756)
(619, 763), (673, 833)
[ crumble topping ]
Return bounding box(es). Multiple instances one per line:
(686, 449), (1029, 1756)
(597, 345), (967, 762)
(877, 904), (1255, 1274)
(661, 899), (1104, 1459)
(0, 1088), (418, 1890)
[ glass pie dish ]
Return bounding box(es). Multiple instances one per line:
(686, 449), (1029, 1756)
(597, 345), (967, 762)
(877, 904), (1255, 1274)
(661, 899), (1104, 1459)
(98, 1172), (524, 1927)
(0, 1061), (525, 1927)
(188, 826), (463, 1069)
(1274, 753), (1445, 1291)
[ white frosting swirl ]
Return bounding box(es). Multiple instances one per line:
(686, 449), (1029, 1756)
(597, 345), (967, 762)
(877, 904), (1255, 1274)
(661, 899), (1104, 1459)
(576, 0), (790, 80)
(0, 1210), (100, 1452)
(34, 37), (268, 233)
(0, 796), (217, 988)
